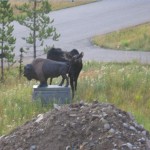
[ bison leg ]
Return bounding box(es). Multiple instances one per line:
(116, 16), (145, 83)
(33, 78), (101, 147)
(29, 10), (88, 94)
(39, 81), (48, 87)
(59, 74), (69, 87)
(49, 78), (53, 85)
(64, 75), (69, 87)
(74, 73), (80, 91)
(59, 78), (65, 86)
(69, 76), (75, 99)
(74, 77), (78, 91)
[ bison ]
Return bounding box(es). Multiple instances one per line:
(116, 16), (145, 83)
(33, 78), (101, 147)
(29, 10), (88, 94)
(24, 58), (70, 87)
(47, 47), (83, 97)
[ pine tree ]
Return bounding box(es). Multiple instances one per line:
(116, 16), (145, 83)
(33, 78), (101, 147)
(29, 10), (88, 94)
(17, 0), (60, 59)
(0, 0), (16, 81)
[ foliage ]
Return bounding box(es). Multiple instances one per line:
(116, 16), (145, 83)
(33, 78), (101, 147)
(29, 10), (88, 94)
(0, 0), (16, 81)
(1, 62), (150, 135)
(92, 23), (150, 51)
(16, 0), (60, 59)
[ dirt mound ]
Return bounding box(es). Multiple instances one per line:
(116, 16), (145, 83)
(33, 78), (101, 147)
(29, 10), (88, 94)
(0, 101), (150, 150)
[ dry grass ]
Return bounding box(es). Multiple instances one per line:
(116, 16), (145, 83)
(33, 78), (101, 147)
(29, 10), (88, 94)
(92, 22), (150, 51)
(9, 0), (96, 15)
(50, 0), (96, 10)
(1, 62), (150, 135)
(77, 62), (150, 131)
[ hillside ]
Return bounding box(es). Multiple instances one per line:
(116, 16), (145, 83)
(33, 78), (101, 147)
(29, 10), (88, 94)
(0, 101), (150, 150)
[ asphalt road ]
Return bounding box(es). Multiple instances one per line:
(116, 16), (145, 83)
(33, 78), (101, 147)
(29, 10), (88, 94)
(13, 0), (150, 63)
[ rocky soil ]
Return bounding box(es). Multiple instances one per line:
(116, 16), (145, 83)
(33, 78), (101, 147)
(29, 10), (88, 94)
(0, 101), (150, 150)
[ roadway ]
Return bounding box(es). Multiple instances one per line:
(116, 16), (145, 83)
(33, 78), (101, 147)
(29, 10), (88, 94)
(13, 0), (150, 63)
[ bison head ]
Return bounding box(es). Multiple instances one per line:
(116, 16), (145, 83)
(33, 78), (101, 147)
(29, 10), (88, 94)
(24, 64), (36, 81)
(71, 52), (84, 63)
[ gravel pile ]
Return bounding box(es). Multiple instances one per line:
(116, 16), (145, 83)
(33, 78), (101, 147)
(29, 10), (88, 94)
(0, 101), (150, 150)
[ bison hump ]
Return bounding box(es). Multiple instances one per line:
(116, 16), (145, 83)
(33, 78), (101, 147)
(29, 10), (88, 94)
(42, 59), (68, 78)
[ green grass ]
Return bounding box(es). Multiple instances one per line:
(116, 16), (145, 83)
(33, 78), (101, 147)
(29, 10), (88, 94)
(75, 61), (150, 130)
(92, 23), (150, 51)
(1, 62), (150, 135)
(0, 69), (51, 135)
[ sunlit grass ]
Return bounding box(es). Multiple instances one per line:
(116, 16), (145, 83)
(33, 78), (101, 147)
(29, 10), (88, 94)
(0, 69), (51, 135)
(92, 23), (150, 51)
(75, 61), (150, 131)
(9, 0), (96, 15)
(1, 62), (150, 135)
(50, 0), (96, 10)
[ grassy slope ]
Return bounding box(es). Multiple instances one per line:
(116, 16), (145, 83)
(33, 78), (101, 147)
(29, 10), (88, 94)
(1, 62), (150, 135)
(1, 0), (150, 136)
(78, 62), (150, 130)
(92, 23), (150, 51)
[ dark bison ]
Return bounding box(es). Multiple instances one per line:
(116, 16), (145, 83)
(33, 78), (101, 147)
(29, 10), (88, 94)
(24, 58), (70, 87)
(47, 47), (83, 98)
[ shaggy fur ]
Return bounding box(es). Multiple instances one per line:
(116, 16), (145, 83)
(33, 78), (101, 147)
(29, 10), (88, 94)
(24, 58), (70, 87)
(47, 48), (83, 98)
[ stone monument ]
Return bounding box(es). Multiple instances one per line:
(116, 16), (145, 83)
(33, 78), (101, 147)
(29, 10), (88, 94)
(32, 85), (71, 105)
(23, 58), (72, 105)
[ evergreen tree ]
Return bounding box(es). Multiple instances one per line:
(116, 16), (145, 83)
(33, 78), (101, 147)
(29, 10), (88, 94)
(17, 0), (60, 59)
(0, 0), (16, 81)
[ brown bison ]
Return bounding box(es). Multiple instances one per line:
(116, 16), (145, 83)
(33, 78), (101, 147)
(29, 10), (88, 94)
(24, 53), (83, 98)
(24, 58), (70, 87)
(47, 47), (83, 97)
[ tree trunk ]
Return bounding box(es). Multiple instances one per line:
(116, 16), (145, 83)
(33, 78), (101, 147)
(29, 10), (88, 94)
(33, 0), (37, 59)
(1, 20), (4, 81)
